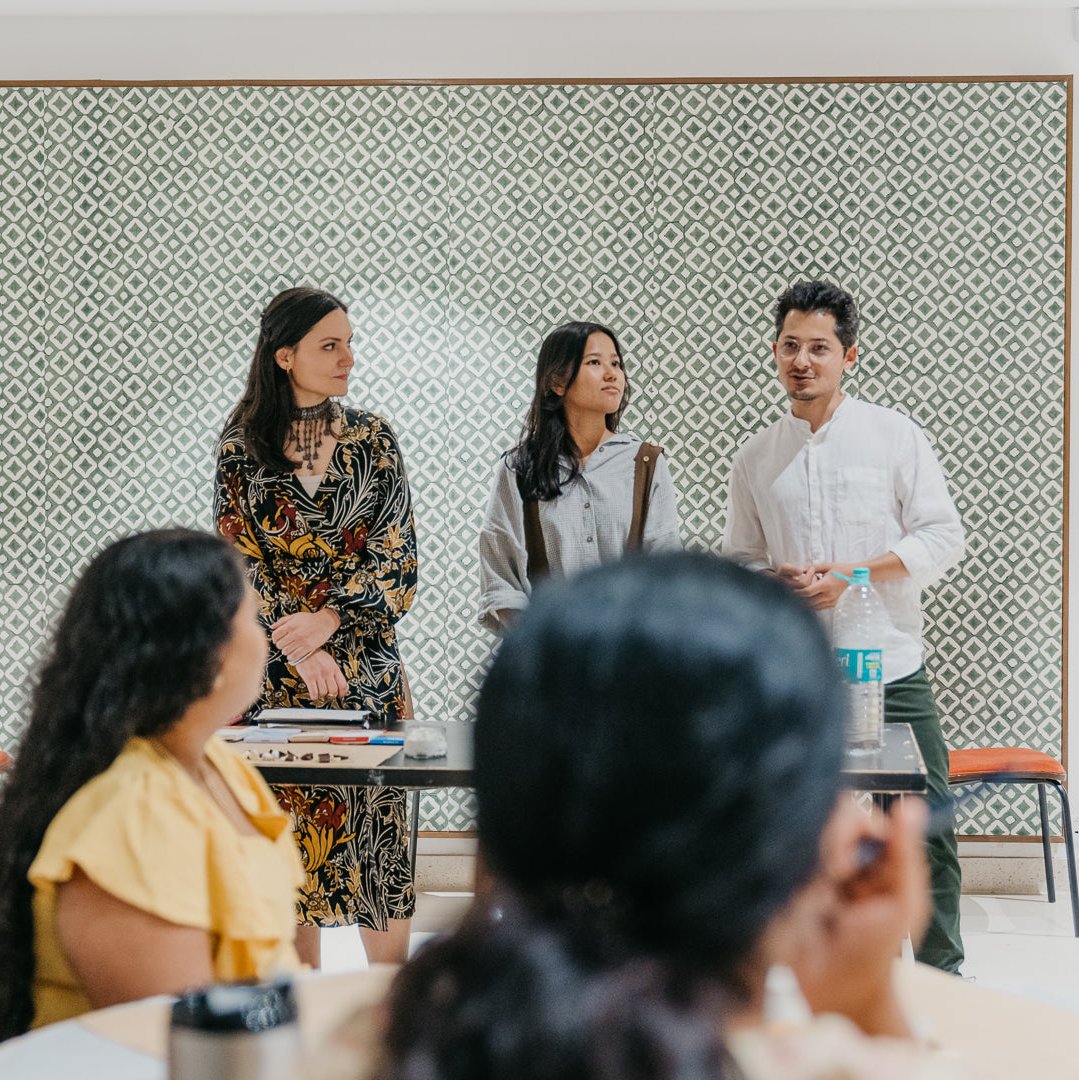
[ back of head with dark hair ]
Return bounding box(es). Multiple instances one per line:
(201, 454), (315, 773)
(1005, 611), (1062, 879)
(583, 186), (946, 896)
(773, 280), (859, 349)
(0, 528), (247, 1039)
(223, 286), (348, 473)
(510, 320), (631, 501)
(380, 553), (848, 1080)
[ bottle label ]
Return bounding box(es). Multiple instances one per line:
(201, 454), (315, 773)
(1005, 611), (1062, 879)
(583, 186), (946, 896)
(836, 648), (883, 683)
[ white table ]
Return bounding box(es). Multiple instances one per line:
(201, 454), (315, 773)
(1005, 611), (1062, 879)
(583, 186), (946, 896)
(3, 962), (1076, 1079)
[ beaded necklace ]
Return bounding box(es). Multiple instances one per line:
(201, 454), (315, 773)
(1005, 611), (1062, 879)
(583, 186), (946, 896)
(288, 399), (340, 472)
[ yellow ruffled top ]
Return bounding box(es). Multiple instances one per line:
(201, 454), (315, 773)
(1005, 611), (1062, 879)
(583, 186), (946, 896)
(28, 735), (303, 1028)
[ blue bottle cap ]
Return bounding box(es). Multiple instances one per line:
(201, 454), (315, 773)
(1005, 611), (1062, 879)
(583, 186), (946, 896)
(851, 567), (871, 585)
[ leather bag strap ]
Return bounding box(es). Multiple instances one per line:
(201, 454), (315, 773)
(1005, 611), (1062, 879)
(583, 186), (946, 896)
(628, 442), (663, 551)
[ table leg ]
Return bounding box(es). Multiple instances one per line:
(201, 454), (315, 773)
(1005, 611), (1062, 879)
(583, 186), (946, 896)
(409, 789), (421, 883)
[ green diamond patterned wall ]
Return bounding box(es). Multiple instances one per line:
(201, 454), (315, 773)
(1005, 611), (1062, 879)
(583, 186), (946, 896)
(0, 80), (1066, 836)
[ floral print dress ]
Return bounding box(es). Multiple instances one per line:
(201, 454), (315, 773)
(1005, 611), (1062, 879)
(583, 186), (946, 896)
(214, 406), (418, 929)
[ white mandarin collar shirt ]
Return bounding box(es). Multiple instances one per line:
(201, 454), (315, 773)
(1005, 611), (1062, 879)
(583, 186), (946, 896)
(723, 395), (965, 682)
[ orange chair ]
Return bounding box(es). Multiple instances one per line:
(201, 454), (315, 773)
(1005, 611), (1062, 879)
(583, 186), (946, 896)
(0, 749), (11, 773)
(948, 747), (1079, 936)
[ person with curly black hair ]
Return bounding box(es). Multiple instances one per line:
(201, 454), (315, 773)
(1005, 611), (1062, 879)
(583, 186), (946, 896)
(0, 529), (302, 1039)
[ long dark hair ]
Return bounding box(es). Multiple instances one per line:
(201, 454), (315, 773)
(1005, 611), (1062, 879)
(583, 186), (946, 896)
(0, 529), (248, 1039)
(379, 553), (847, 1079)
(509, 320), (631, 501)
(223, 286), (348, 473)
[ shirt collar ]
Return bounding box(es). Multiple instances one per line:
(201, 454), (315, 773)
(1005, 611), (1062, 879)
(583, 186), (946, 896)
(568, 432), (636, 475)
(784, 393), (855, 437)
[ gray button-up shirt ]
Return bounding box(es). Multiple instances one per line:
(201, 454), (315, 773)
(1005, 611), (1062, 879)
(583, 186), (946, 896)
(478, 433), (682, 632)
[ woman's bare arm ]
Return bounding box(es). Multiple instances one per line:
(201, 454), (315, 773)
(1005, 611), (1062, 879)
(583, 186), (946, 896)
(55, 867), (214, 1009)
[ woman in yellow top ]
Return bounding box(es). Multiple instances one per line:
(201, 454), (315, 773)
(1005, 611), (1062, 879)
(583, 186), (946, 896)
(0, 529), (304, 1038)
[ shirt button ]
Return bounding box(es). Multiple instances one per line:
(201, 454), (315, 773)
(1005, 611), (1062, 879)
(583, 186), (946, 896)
(584, 501), (591, 509)
(598, 447), (605, 453)
(586, 536), (594, 543)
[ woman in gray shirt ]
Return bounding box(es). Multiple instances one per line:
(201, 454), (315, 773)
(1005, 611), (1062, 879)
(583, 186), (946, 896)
(479, 321), (681, 632)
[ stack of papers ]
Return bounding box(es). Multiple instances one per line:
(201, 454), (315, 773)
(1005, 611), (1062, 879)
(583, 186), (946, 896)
(217, 722), (403, 746)
(218, 706), (381, 744)
(256, 707), (371, 725)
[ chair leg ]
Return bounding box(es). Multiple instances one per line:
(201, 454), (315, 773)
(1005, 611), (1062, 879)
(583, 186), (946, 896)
(1047, 780), (1079, 938)
(1038, 783), (1056, 903)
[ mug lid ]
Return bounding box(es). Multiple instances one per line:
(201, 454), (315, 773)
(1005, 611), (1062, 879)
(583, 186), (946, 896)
(171, 979), (297, 1033)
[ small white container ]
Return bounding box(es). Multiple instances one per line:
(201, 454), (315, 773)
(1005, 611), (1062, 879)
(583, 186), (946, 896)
(403, 721), (448, 759)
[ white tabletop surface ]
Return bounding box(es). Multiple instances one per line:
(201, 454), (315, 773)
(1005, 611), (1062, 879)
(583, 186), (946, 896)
(3, 961), (1078, 1079)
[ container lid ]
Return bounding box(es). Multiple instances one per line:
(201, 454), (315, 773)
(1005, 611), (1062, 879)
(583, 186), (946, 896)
(171, 979), (297, 1033)
(851, 567), (871, 585)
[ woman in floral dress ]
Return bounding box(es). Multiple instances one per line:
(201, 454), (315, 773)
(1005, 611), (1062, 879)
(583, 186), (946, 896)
(214, 286), (418, 966)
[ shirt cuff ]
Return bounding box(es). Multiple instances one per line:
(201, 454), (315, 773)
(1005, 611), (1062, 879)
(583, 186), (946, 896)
(889, 537), (935, 588)
(643, 529), (683, 553)
(324, 592), (355, 630)
(725, 552), (772, 573)
(478, 593), (529, 634)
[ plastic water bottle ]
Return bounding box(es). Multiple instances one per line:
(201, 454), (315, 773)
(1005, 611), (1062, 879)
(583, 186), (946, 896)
(833, 567), (886, 752)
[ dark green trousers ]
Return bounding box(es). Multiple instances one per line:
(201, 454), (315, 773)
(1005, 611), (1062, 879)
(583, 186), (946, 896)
(884, 666), (964, 973)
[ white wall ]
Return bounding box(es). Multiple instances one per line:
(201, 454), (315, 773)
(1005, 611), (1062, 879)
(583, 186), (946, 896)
(0, 7), (1073, 80)
(2, 4), (1075, 786)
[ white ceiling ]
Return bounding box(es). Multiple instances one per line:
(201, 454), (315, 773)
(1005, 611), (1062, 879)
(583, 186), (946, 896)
(0, 0), (1065, 14)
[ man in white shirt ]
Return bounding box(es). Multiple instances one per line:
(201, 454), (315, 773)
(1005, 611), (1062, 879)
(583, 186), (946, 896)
(723, 280), (965, 973)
